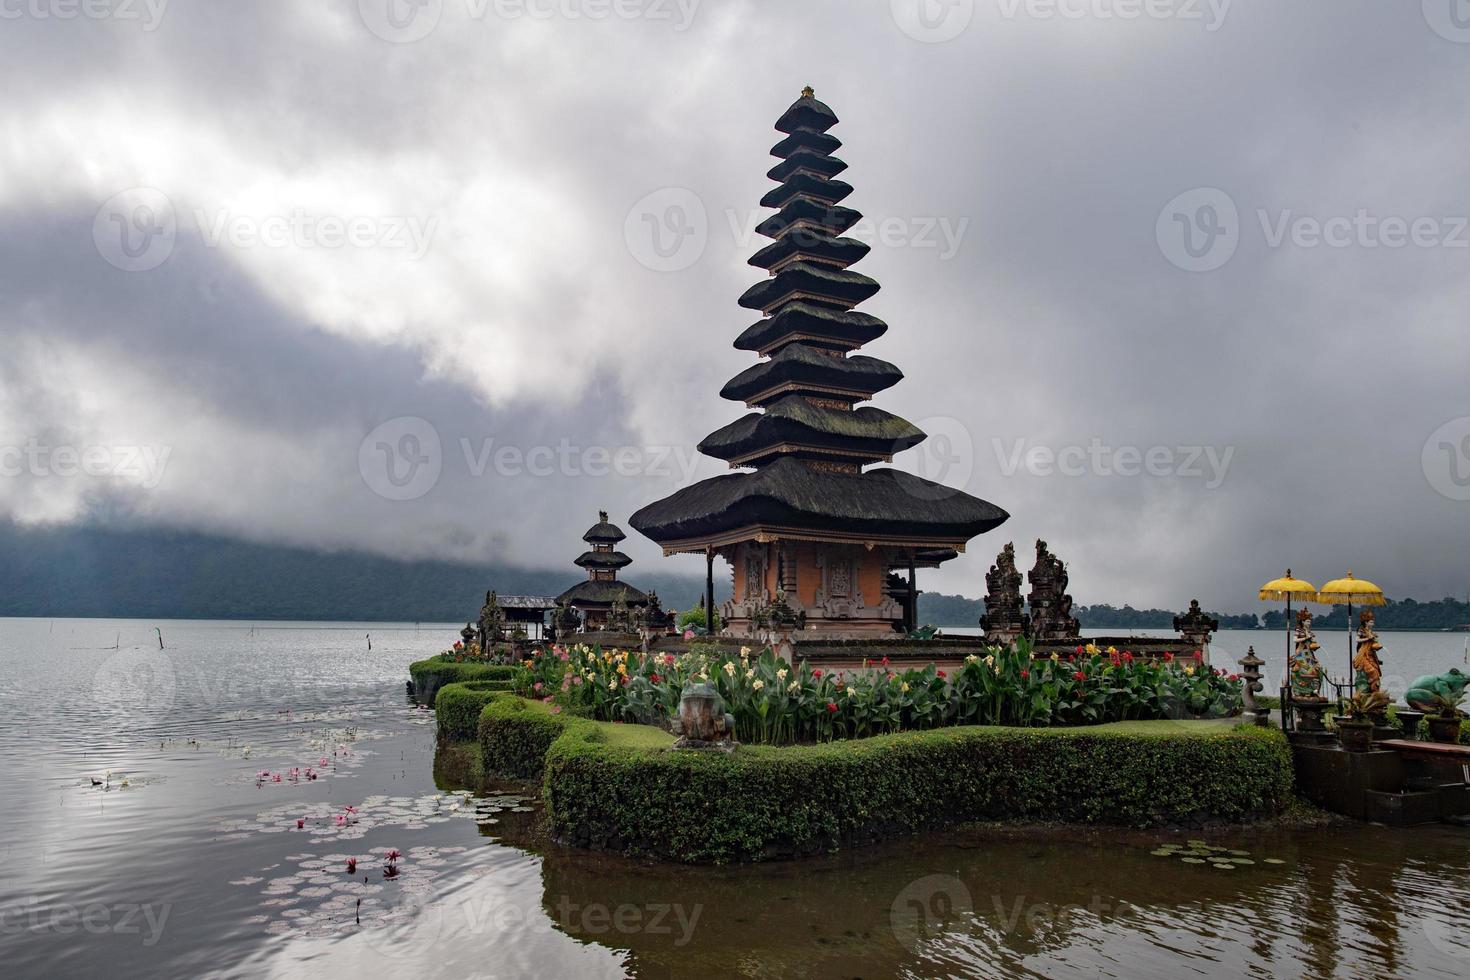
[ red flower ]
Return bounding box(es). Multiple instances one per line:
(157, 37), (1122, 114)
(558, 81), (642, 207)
(825, 702), (837, 714)
(880, 656), (890, 667)
(1163, 652), (1174, 662)
(650, 673), (662, 684)
(813, 669), (823, 679)
(1020, 670), (1029, 679)
(937, 670), (947, 679)
(1123, 652), (1134, 662)
(1073, 671), (1087, 682)
(1075, 645), (1084, 655)
(1228, 673), (1240, 682)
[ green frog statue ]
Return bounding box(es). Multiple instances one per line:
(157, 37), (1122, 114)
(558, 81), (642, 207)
(1404, 668), (1470, 714)
(1288, 608), (1326, 702)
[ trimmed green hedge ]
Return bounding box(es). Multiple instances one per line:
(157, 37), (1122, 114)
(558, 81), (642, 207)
(542, 721), (1293, 863)
(435, 680), (514, 740)
(478, 695), (574, 780)
(409, 656), (516, 705)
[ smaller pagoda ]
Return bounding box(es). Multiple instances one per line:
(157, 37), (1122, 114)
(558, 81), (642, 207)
(557, 511), (648, 632)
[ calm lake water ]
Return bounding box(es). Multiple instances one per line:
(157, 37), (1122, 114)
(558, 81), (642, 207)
(2, 617), (1469, 979)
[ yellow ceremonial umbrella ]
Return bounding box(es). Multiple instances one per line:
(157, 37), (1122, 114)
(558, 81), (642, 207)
(1315, 571), (1386, 684)
(1258, 569), (1317, 669)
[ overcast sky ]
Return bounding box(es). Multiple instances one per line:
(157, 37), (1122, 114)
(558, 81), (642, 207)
(2, 1), (1469, 613)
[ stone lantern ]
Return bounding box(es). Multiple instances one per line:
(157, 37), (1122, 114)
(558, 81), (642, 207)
(670, 681), (737, 752)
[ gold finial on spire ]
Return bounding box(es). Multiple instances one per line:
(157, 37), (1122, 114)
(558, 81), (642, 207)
(801, 85), (814, 99)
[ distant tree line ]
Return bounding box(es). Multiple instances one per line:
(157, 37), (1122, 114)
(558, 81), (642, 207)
(0, 522), (716, 622)
(917, 594), (1259, 630)
(1262, 597), (1470, 632)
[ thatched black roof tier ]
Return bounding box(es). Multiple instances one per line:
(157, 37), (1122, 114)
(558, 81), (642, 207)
(581, 513), (626, 544)
(556, 580), (649, 608)
(574, 549), (633, 570)
(760, 174), (853, 209)
(771, 129), (841, 158)
(755, 200), (862, 240)
(630, 457), (1008, 551)
(734, 302), (888, 353)
(767, 150), (847, 183)
(775, 90), (838, 135)
(748, 233), (868, 272)
(738, 262), (880, 313)
(719, 343), (902, 406)
(698, 395), (925, 466)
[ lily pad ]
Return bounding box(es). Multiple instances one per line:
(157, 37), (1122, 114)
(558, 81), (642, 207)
(1180, 857), (1207, 864)
(1151, 849), (1175, 857)
(1211, 863), (1235, 870)
(1263, 858), (1287, 865)
(1227, 849), (1250, 856)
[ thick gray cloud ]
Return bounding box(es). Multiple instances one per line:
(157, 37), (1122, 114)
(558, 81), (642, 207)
(2, 0), (1469, 612)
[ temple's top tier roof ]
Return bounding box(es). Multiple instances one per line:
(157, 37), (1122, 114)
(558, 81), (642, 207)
(775, 87), (838, 135)
(582, 511), (626, 545)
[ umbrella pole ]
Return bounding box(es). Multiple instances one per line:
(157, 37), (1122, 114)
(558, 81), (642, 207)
(1284, 596), (1293, 672)
(1346, 600), (1354, 688)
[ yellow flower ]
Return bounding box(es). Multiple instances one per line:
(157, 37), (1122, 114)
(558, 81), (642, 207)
(616, 663), (627, 676)
(901, 682), (910, 693)
(1184, 665), (1196, 676)
(723, 662), (736, 676)
(965, 654), (979, 665)
(1050, 653), (1060, 663)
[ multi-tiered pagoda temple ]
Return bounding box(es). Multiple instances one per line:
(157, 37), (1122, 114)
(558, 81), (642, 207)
(631, 88), (1008, 638)
(557, 511), (648, 631)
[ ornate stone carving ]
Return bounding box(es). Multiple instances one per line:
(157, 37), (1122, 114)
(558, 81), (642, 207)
(478, 590), (505, 650)
(670, 681), (738, 752)
(1027, 539), (1080, 641)
(1238, 646), (1269, 727)
(1173, 599), (1219, 652)
(980, 542), (1030, 644)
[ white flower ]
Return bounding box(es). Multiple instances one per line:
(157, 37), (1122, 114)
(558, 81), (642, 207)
(608, 680), (617, 690)
(965, 654), (979, 665)
(787, 681), (800, 693)
(739, 646), (752, 658)
(777, 668), (788, 681)
(723, 662), (736, 676)
(745, 668), (755, 680)
(753, 679), (765, 691)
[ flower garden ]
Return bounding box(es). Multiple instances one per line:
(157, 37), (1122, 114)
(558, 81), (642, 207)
(511, 640), (1243, 744)
(414, 641), (1291, 862)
